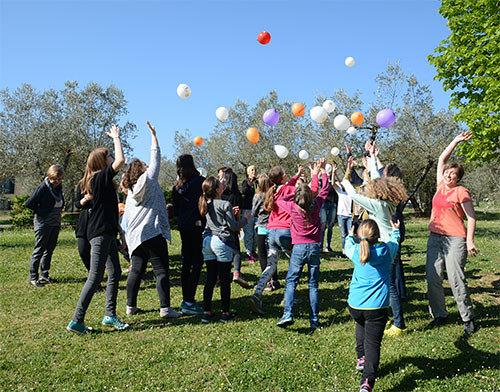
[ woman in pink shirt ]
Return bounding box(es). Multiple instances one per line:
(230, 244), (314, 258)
(426, 130), (479, 334)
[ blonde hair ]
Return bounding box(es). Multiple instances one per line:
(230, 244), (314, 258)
(78, 147), (109, 194)
(47, 164), (64, 180)
(264, 166), (285, 213)
(198, 176), (220, 216)
(357, 219), (380, 264)
(365, 177), (407, 205)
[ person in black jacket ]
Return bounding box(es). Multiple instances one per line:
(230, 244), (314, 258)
(241, 165), (258, 262)
(173, 154), (206, 315)
(25, 165), (65, 287)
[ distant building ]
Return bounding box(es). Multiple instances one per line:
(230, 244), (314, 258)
(0, 177), (30, 210)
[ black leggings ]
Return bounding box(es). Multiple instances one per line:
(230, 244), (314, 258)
(257, 233), (278, 281)
(180, 227), (204, 303)
(203, 260), (232, 313)
(77, 237), (91, 271)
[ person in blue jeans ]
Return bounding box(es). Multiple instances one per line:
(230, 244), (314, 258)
(319, 181), (338, 253)
(275, 159), (330, 329)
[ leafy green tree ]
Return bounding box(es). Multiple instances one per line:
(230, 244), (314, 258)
(428, 0), (500, 163)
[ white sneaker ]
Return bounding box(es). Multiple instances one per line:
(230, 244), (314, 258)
(160, 307), (181, 318)
(126, 306), (142, 315)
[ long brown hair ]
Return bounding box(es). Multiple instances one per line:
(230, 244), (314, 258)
(175, 154), (200, 191)
(293, 184), (313, 222)
(256, 173), (271, 195)
(198, 176), (220, 216)
(264, 166), (286, 213)
(357, 219), (380, 264)
(121, 159), (146, 191)
(365, 177), (407, 205)
(78, 147), (109, 194)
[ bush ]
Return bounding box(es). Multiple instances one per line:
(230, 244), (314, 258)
(10, 195), (33, 228)
(61, 212), (79, 227)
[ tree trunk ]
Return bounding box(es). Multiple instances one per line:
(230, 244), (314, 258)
(409, 195), (424, 217)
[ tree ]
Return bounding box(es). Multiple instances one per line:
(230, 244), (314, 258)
(0, 82), (137, 208)
(428, 0), (500, 163)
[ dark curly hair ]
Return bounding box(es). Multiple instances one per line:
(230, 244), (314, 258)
(121, 159), (146, 191)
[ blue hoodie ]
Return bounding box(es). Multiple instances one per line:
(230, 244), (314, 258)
(345, 229), (400, 310)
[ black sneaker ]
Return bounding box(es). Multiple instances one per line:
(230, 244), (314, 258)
(201, 312), (215, 324)
(427, 317), (447, 329)
(39, 276), (56, 284)
(220, 312), (237, 323)
(464, 319), (477, 334)
(30, 280), (44, 288)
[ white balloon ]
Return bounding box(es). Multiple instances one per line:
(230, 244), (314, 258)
(345, 57), (355, 67)
(325, 163), (333, 173)
(298, 150), (309, 160)
(334, 115), (351, 131)
(198, 168), (207, 177)
(331, 147), (340, 156)
(177, 83), (191, 99)
(347, 126), (357, 135)
(310, 106), (328, 123)
(274, 145), (289, 159)
(322, 100), (336, 114)
(215, 107), (229, 122)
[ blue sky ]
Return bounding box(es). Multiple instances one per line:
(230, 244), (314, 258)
(0, 0), (451, 162)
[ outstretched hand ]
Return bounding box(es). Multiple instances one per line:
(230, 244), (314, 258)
(390, 219), (400, 230)
(347, 156), (354, 170)
(344, 141), (352, 154)
(296, 165), (305, 178)
(454, 130), (473, 144)
(106, 125), (120, 139)
(146, 121), (156, 136)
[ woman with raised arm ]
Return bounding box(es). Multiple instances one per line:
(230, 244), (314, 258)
(426, 130), (478, 334)
(67, 125), (128, 334)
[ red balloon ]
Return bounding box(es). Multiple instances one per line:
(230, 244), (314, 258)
(257, 31), (271, 45)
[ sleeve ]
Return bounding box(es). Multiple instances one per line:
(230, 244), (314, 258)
(344, 235), (357, 261)
(369, 157), (381, 180)
(276, 199), (294, 216)
(224, 202), (247, 232)
(24, 184), (42, 210)
(287, 174), (298, 187)
(455, 187), (472, 204)
(314, 173), (330, 210)
(386, 229), (401, 260)
(146, 146), (161, 181)
(310, 174), (319, 195)
(251, 195), (260, 217)
(75, 185), (85, 209)
(241, 180), (251, 196)
(105, 164), (117, 181)
(130, 173), (147, 202)
(341, 179), (380, 215)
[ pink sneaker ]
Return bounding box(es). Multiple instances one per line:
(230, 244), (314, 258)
(247, 254), (255, 264)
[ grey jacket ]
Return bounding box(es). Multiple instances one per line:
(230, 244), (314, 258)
(251, 193), (269, 228)
(203, 199), (247, 243)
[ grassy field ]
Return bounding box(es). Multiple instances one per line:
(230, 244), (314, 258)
(0, 211), (499, 391)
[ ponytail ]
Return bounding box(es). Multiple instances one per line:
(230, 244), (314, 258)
(264, 166), (286, 213)
(264, 184), (277, 213)
(357, 219), (380, 265)
(198, 176), (220, 216)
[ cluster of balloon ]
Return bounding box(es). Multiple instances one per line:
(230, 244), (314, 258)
(257, 31), (271, 45)
(334, 114), (351, 131)
(298, 150), (309, 160)
(177, 83), (191, 99)
(347, 126), (357, 135)
(193, 136), (203, 146)
(292, 103), (305, 117)
(310, 106), (328, 123)
(216, 107), (229, 122)
(198, 168), (207, 177)
(376, 109), (396, 128)
(263, 108), (280, 126)
(246, 127), (259, 144)
(323, 100), (336, 113)
(331, 147), (340, 156)
(345, 57), (355, 67)
(351, 112), (364, 126)
(274, 145), (289, 159)
(325, 163), (333, 173)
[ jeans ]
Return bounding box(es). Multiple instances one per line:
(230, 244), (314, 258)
(202, 235), (233, 262)
(389, 245), (406, 329)
(337, 215), (352, 250)
(204, 260), (232, 313)
(256, 232), (278, 281)
(180, 227), (204, 303)
(254, 229), (292, 298)
(284, 243), (321, 320)
(242, 209), (257, 255)
(320, 202), (336, 249)
(348, 306), (388, 389)
(127, 235), (171, 309)
(29, 225), (60, 281)
(72, 234), (121, 323)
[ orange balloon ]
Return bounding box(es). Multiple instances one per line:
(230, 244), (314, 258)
(193, 136), (203, 146)
(246, 127), (259, 144)
(351, 112), (364, 125)
(292, 103), (305, 117)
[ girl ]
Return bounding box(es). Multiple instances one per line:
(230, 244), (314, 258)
(241, 165), (258, 262)
(198, 177), (250, 323)
(275, 159), (330, 329)
(172, 154), (205, 315)
(248, 165), (318, 315)
(25, 164), (65, 287)
(346, 219), (400, 392)
(121, 122), (180, 319)
(67, 125), (128, 334)
(330, 164), (352, 255)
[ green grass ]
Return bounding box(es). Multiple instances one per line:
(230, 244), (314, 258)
(1, 211), (499, 391)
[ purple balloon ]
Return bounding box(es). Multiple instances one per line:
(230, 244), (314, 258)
(376, 109), (396, 128)
(263, 109), (280, 126)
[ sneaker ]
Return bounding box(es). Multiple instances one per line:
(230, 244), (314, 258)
(310, 318), (320, 329)
(264, 281), (273, 291)
(126, 305), (142, 315)
(248, 294), (264, 315)
(247, 254), (255, 264)
(232, 272), (250, 288)
(384, 325), (408, 337)
(327, 247), (334, 253)
(39, 276), (56, 283)
(201, 311), (215, 324)
(181, 301), (203, 315)
(277, 312), (294, 328)
(251, 252), (258, 261)
(102, 315), (129, 330)
(220, 312), (237, 323)
(30, 280), (44, 288)
(271, 279), (281, 290)
(360, 379), (372, 392)
(356, 356), (365, 371)
(67, 320), (93, 335)
(160, 307), (181, 318)
(427, 317), (447, 329)
(464, 319), (477, 334)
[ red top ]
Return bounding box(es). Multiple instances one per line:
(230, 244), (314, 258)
(428, 181), (471, 238)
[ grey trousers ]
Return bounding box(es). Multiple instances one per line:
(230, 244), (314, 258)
(426, 232), (474, 322)
(29, 225), (60, 281)
(72, 234), (121, 323)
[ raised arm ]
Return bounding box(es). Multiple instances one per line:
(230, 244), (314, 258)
(146, 121), (161, 180)
(106, 125), (126, 172)
(437, 131), (472, 185)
